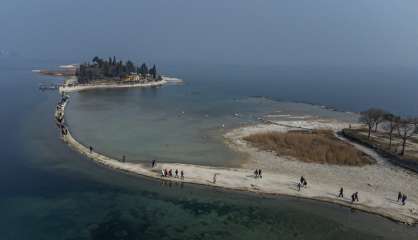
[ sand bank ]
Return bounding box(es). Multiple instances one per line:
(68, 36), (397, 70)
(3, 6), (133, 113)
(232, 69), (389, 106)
(59, 76), (184, 93)
(59, 79), (167, 93)
(56, 99), (418, 225)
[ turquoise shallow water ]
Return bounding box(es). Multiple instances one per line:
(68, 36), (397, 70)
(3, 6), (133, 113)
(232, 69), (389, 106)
(65, 83), (358, 167)
(1, 59), (418, 239)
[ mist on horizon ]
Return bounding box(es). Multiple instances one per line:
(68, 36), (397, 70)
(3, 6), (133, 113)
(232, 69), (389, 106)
(0, 0), (417, 67)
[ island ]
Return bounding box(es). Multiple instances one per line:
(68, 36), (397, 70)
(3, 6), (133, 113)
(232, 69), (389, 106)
(57, 56), (169, 93)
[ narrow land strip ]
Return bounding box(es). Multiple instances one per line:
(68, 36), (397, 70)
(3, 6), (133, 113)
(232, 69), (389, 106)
(55, 92), (418, 225)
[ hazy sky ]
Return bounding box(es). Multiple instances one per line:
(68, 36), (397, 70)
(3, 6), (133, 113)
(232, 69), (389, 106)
(1, 0), (418, 66)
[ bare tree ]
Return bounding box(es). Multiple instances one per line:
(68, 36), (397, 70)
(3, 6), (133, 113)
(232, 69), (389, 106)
(360, 108), (385, 139)
(397, 118), (416, 155)
(360, 110), (375, 139)
(373, 109), (386, 132)
(382, 113), (400, 150)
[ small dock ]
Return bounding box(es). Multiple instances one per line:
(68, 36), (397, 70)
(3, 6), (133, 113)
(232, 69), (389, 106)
(39, 83), (61, 91)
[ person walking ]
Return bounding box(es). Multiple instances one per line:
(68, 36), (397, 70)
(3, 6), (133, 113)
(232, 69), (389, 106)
(258, 169), (262, 178)
(397, 192), (402, 202)
(402, 194), (407, 205)
(180, 170), (184, 180)
(351, 193), (355, 203)
(254, 169), (258, 178)
(300, 176), (305, 184)
(338, 187), (344, 198)
(89, 146), (93, 153)
(300, 176), (306, 187)
(354, 192), (359, 202)
(152, 160), (156, 168)
(297, 182), (301, 191)
(175, 169), (178, 178)
(213, 173), (218, 184)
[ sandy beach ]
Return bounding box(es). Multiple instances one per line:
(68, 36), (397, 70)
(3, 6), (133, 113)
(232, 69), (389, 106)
(56, 94), (418, 225)
(59, 79), (167, 93)
(59, 76), (184, 93)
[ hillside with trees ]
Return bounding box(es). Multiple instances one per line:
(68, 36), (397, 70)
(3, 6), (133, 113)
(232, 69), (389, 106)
(76, 56), (161, 84)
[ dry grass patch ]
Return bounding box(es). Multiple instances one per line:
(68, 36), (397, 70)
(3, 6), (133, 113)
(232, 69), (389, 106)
(244, 130), (375, 166)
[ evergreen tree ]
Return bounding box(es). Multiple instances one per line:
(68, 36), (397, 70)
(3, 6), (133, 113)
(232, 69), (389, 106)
(149, 65), (157, 78)
(139, 63), (148, 75)
(76, 57), (160, 83)
(126, 60), (135, 73)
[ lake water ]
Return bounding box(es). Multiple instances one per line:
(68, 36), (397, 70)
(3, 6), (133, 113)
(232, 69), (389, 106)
(1, 58), (417, 239)
(65, 79), (358, 167)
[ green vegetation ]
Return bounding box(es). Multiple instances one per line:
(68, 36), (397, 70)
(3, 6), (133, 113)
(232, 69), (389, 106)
(76, 56), (161, 83)
(244, 130), (375, 166)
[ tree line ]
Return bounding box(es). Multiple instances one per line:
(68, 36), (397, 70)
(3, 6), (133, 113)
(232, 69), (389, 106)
(360, 108), (417, 156)
(76, 56), (161, 83)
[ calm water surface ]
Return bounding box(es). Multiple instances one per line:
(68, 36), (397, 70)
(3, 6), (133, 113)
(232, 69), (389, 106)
(65, 83), (358, 166)
(0, 59), (417, 239)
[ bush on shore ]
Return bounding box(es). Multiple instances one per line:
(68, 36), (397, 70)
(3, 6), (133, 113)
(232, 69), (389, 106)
(244, 130), (375, 166)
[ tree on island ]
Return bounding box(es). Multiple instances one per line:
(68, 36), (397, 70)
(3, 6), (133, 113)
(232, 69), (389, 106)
(149, 65), (157, 78)
(138, 63), (148, 75)
(126, 60), (135, 73)
(76, 57), (160, 83)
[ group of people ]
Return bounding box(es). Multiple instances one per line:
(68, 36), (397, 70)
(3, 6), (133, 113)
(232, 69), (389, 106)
(337, 187), (359, 203)
(254, 169), (263, 178)
(297, 176), (308, 191)
(55, 100), (69, 137)
(60, 125), (68, 136)
(161, 168), (184, 180)
(398, 192), (408, 205)
(339, 187), (408, 206)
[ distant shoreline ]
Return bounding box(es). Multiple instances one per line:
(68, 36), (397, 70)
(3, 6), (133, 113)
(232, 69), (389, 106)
(55, 94), (418, 225)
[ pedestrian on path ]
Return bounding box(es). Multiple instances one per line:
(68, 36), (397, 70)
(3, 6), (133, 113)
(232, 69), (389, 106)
(338, 187), (344, 198)
(397, 192), (402, 202)
(402, 194), (407, 205)
(213, 173), (218, 184)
